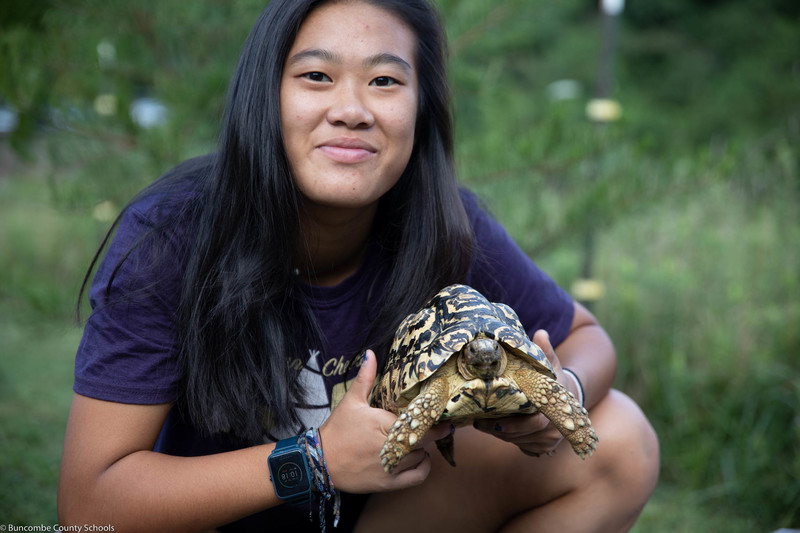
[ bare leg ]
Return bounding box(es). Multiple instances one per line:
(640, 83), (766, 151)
(357, 390), (659, 533)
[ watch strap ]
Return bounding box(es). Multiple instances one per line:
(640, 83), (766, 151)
(275, 434), (302, 451)
(269, 434), (314, 504)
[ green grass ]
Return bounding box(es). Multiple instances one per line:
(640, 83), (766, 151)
(0, 167), (109, 320)
(633, 485), (761, 533)
(0, 161), (95, 522)
(0, 320), (81, 523)
(598, 184), (800, 528)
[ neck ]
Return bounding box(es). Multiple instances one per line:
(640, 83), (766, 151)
(294, 202), (377, 286)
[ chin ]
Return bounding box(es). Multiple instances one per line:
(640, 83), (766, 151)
(300, 181), (394, 211)
(302, 193), (381, 212)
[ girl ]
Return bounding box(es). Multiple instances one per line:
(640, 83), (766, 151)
(58, 0), (659, 531)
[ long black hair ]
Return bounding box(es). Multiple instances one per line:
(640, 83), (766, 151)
(81, 0), (472, 443)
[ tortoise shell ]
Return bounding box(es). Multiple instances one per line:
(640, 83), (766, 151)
(374, 284), (555, 407)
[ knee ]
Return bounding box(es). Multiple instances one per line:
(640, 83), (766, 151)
(593, 390), (660, 498)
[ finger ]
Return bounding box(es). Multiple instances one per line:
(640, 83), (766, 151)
(515, 433), (565, 449)
(421, 421), (455, 445)
(389, 449), (431, 488)
(532, 329), (554, 357)
(472, 418), (504, 435)
(516, 433), (566, 457)
(498, 413), (551, 435)
(533, 330), (566, 375)
(473, 413), (550, 437)
(346, 349), (378, 404)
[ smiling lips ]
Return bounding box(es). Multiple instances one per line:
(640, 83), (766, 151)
(317, 137), (378, 164)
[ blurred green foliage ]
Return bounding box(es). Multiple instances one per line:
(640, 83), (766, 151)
(1, 0), (798, 529)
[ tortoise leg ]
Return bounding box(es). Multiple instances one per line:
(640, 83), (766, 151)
(380, 377), (449, 473)
(515, 367), (599, 459)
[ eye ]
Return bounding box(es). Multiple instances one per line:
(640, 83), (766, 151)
(370, 76), (399, 87)
(302, 72), (332, 83)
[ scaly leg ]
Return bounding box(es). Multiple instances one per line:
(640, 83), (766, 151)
(381, 377), (449, 473)
(515, 367), (599, 459)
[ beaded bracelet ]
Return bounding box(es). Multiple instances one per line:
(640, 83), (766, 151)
(303, 427), (341, 531)
(562, 368), (585, 407)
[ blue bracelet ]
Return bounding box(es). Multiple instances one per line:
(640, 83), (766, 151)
(303, 428), (341, 531)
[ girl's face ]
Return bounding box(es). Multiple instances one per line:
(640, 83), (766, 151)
(280, 1), (418, 213)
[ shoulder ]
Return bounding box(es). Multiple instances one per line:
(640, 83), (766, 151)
(457, 187), (516, 262)
(74, 156), (218, 406)
(459, 187), (575, 345)
(457, 187), (506, 243)
(458, 186), (487, 220)
(109, 154), (214, 255)
(89, 154), (216, 300)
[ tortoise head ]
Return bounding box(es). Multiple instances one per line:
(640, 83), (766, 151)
(457, 335), (508, 380)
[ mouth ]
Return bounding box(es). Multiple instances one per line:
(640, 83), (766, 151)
(317, 137), (378, 164)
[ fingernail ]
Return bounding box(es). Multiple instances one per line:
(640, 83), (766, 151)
(494, 423), (503, 433)
(362, 351), (368, 363)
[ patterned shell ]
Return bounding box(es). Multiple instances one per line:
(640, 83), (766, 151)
(379, 284), (555, 402)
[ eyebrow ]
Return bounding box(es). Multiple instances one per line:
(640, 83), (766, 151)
(287, 48), (413, 73)
(363, 52), (413, 72)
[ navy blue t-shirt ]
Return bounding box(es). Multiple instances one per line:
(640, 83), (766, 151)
(73, 155), (575, 531)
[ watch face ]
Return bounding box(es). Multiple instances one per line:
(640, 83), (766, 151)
(270, 450), (310, 500)
(277, 459), (304, 489)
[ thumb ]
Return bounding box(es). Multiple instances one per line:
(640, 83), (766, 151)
(533, 329), (554, 358)
(533, 329), (562, 370)
(346, 349), (378, 404)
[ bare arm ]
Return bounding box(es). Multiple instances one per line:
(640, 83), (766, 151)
(550, 300), (617, 411)
(57, 394), (280, 532)
(58, 351), (449, 532)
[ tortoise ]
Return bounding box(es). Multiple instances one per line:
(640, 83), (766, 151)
(371, 284), (598, 472)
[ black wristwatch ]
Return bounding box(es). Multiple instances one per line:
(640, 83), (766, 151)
(268, 434), (314, 504)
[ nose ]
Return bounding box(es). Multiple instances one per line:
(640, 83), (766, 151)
(326, 81), (374, 129)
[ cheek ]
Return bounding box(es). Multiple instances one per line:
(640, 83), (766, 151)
(394, 117), (417, 167)
(386, 101), (418, 157)
(280, 90), (314, 147)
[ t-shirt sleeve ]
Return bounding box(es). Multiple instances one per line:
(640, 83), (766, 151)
(73, 201), (184, 405)
(462, 189), (575, 348)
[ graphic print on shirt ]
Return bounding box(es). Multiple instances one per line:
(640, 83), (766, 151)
(294, 349), (330, 431)
(275, 347), (362, 440)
